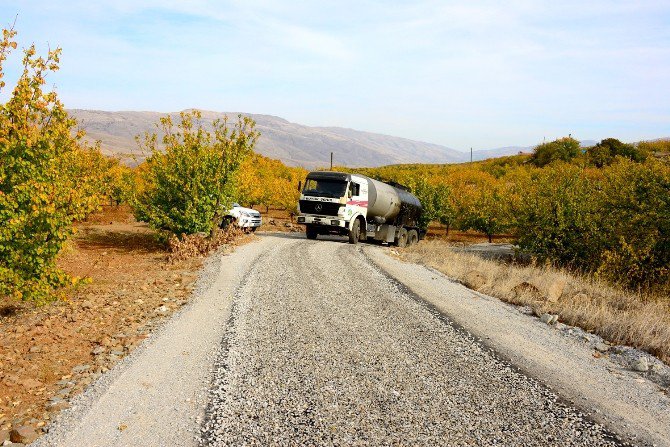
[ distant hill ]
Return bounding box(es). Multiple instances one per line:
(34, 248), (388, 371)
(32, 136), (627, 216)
(68, 109), (525, 168)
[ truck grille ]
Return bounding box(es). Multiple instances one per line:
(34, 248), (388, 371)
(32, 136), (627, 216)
(299, 200), (341, 216)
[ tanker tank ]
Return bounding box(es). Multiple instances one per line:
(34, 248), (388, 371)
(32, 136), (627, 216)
(364, 176), (422, 227)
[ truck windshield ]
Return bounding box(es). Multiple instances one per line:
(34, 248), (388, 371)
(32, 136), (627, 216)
(303, 179), (347, 198)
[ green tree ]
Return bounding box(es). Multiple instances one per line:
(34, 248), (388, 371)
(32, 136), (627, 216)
(530, 137), (581, 167)
(132, 110), (258, 237)
(587, 138), (647, 167)
(460, 179), (510, 243)
(0, 28), (105, 302)
(597, 159), (670, 289)
(515, 163), (604, 267)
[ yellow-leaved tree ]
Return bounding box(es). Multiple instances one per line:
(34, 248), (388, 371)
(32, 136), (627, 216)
(0, 28), (107, 302)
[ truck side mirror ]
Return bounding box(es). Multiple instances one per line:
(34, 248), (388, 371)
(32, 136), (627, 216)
(298, 181), (302, 192)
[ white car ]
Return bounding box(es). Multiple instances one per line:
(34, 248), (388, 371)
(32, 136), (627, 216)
(221, 203), (262, 232)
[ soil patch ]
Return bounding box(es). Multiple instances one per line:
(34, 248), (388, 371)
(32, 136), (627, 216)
(0, 206), (208, 438)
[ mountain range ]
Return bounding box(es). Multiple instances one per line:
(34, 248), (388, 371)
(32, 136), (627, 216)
(68, 109), (542, 167)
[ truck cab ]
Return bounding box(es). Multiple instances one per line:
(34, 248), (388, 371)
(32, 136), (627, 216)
(296, 171), (423, 246)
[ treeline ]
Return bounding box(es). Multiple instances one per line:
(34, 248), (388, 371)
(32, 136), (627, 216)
(351, 137), (670, 292)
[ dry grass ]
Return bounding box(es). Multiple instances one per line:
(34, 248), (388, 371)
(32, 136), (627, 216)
(401, 240), (670, 365)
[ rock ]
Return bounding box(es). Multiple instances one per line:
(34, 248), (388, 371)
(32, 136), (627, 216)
(155, 305), (169, 314)
(92, 346), (106, 355)
(546, 279), (567, 303)
(134, 299), (144, 305)
(594, 342), (609, 353)
(72, 364), (90, 374)
(512, 281), (541, 299)
(47, 398), (70, 411)
(0, 429), (9, 443)
(463, 270), (487, 291)
(10, 426), (39, 444)
(633, 357), (649, 372)
(20, 378), (43, 389)
(29, 346), (42, 353)
(540, 313), (558, 325)
(81, 300), (93, 309)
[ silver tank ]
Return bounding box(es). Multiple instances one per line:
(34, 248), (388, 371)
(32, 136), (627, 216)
(366, 177), (401, 222)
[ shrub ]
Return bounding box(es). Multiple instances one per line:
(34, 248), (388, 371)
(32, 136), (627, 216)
(132, 111), (258, 237)
(0, 29), (105, 302)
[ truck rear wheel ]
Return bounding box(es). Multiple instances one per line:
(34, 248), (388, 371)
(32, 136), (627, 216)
(407, 229), (418, 246)
(306, 225), (318, 240)
(395, 228), (408, 248)
(348, 219), (360, 244)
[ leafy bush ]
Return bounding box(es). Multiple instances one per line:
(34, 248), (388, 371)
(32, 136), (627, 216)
(132, 111), (258, 237)
(597, 159), (670, 289)
(0, 29), (106, 302)
(586, 138), (647, 167)
(515, 163), (604, 268)
(530, 137), (581, 167)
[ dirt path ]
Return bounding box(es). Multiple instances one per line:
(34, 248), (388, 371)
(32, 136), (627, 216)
(37, 233), (668, 446)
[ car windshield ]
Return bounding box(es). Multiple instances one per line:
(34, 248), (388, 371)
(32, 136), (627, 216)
(232, 203), (241, 208)
(303, 179), (347, 198)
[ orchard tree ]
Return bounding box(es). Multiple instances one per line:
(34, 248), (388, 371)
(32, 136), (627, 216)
(460, 179), (511, 243)
(0, 28), (106, 302)
(133, 111), (259, 237)
(530, 137), (581, 167)
(587, 138), (647, 167)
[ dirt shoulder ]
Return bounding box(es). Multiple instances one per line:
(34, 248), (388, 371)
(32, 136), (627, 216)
(365, 245), (670, 447)
(0, 206), (242, 444)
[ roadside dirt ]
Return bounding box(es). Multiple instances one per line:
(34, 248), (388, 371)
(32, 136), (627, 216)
(0, 206), (212, 441)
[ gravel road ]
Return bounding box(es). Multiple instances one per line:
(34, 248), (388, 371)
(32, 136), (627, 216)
(202, 235), (622, 446)
(39, 233), (667, 446)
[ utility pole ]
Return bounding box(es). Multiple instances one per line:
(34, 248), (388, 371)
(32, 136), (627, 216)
(330, 152), (333, 171)
(470, 147), (473, 163)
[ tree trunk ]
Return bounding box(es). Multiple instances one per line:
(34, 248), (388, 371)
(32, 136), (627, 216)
(488, 233), (493, 243)
(210, 197), (221, 238)
(445, 223), (450, 236)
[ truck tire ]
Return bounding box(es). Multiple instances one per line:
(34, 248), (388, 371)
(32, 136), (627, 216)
(348, 219), (360, 244)
(407, 229), (418, 246)
(306, 225), (318, 240)
(396, 227), (408, 248)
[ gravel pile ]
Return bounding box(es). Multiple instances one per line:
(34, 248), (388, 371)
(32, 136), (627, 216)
(202, 237), (622, 446)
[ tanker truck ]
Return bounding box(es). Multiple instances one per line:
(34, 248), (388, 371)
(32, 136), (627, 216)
(296, 171), (424, 246)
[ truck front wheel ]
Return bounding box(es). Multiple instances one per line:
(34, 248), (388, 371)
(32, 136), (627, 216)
(348, 219), (360, 244)
(306, 225), (318, 240)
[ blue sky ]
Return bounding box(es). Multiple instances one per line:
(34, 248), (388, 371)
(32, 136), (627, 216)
(1, 1), (669, 150)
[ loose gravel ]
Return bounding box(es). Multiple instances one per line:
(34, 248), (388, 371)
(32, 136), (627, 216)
(202, 236), (622, 446)
(33, 240), (271, 447)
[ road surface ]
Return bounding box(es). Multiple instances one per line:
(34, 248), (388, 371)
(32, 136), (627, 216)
(37, 233), (669, 447)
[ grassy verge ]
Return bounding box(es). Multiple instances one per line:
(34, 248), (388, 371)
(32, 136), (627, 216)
(400, 240), (670, 365)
